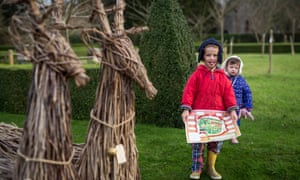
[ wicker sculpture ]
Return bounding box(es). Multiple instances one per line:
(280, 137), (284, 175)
(76, 0), (157, 179)
(5, 0), (89, 179)
(0, 123), (84, 180)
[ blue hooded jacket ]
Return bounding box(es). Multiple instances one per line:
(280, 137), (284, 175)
(221, 55), (253, 111)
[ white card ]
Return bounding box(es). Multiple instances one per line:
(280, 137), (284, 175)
(116, 144), (126, 164)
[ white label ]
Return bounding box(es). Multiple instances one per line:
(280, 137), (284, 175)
(116, 144), (126, 164)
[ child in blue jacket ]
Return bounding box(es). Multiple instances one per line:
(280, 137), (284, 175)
(221, 55), (254, 144)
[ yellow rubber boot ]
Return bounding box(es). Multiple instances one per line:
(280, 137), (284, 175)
(206, 151), (222, 179)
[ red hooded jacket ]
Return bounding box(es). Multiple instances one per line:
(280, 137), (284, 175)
(181, 64), (237, 111)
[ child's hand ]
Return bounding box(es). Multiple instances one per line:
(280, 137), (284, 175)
(246, 112), (255, 120)
(229, 110), (238, 121)
(181, 110), (189, 123)
(239, 108), (254, 120)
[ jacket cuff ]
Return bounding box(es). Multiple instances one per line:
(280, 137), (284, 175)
(227, 106), (238, 112)
(180, 105), (192, 111)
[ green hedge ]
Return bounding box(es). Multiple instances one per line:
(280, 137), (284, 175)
(0, 67), (156, 123)
(207, 33), (300, 43)
(228, 43), (300, 53)
(193, 43), (300, 54)
(0, 67), (99, 120)
(0, 68), (31, 114)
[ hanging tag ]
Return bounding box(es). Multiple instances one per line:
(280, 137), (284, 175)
(116, 144), (126, 164)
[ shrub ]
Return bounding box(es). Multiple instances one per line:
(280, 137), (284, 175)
(138, 0), (195, 127)
(0, 68), (31, 114)
(207, 33), (300, 43)
(0, 67), (99, 120)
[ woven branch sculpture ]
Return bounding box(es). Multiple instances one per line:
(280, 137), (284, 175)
(0, 123), (84, 180)
(76, 0), (157, 179)
(0, 123), (22, 179)
(5, 0), (89, 179)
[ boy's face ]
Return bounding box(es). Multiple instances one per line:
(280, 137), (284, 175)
(227, 63), (239, 76)
(203, 46), (219, 70)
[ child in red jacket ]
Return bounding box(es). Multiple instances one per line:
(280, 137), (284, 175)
(181, 38), (237, 180)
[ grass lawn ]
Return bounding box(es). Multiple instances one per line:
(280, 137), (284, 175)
(1, 53), (300, 179)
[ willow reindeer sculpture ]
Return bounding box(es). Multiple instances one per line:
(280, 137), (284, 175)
(76, 0), (157, 179)
(0, 123), (84, 179)
(5, 0), (89, 179)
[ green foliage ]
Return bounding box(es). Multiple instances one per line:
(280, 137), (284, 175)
(69, 33), (85, 44)
(69, 68), (100, 120)
(230, 43), (300, 53)
(0, 3), (24, 44)
(71, 44), (91, 57)
(0, 45), (14, 51)
(0, 66), (100, 120)
(138, 0), (195, 127)
(192, 42), (300, 54)
(207, 33), (300, 43)
(0, 68), (31, 114)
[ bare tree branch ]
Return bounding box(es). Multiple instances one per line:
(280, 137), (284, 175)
(245, 0), (281, 42)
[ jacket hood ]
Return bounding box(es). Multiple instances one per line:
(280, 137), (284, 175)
(198, 38), (223, 64)
(221, 55), (244, 75)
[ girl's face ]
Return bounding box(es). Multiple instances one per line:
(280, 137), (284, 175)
(203, 45), (219, 70)
(227, 64), (240, 76)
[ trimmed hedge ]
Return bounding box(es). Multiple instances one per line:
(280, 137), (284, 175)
(0, 67), (100, 120)
(192, 43), (300, 54)
(227, 43), (300, 54)
(0, 68), (31, 114)
(207, 33), (300, 43)
(0, 66), (179, 125)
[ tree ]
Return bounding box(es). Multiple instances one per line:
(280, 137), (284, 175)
(179, 0), (215, 40)
(139, 0), (195, 127)
(0, 0), (27, 43)
(274, 0), (300, 41)
(209, 0), (240, 44)
(244, 0), (280, 43)
(125, 0), (218, 41)
(125, 0), (151, 26)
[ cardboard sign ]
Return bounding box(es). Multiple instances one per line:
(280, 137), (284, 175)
(185, 110), (241, 143)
